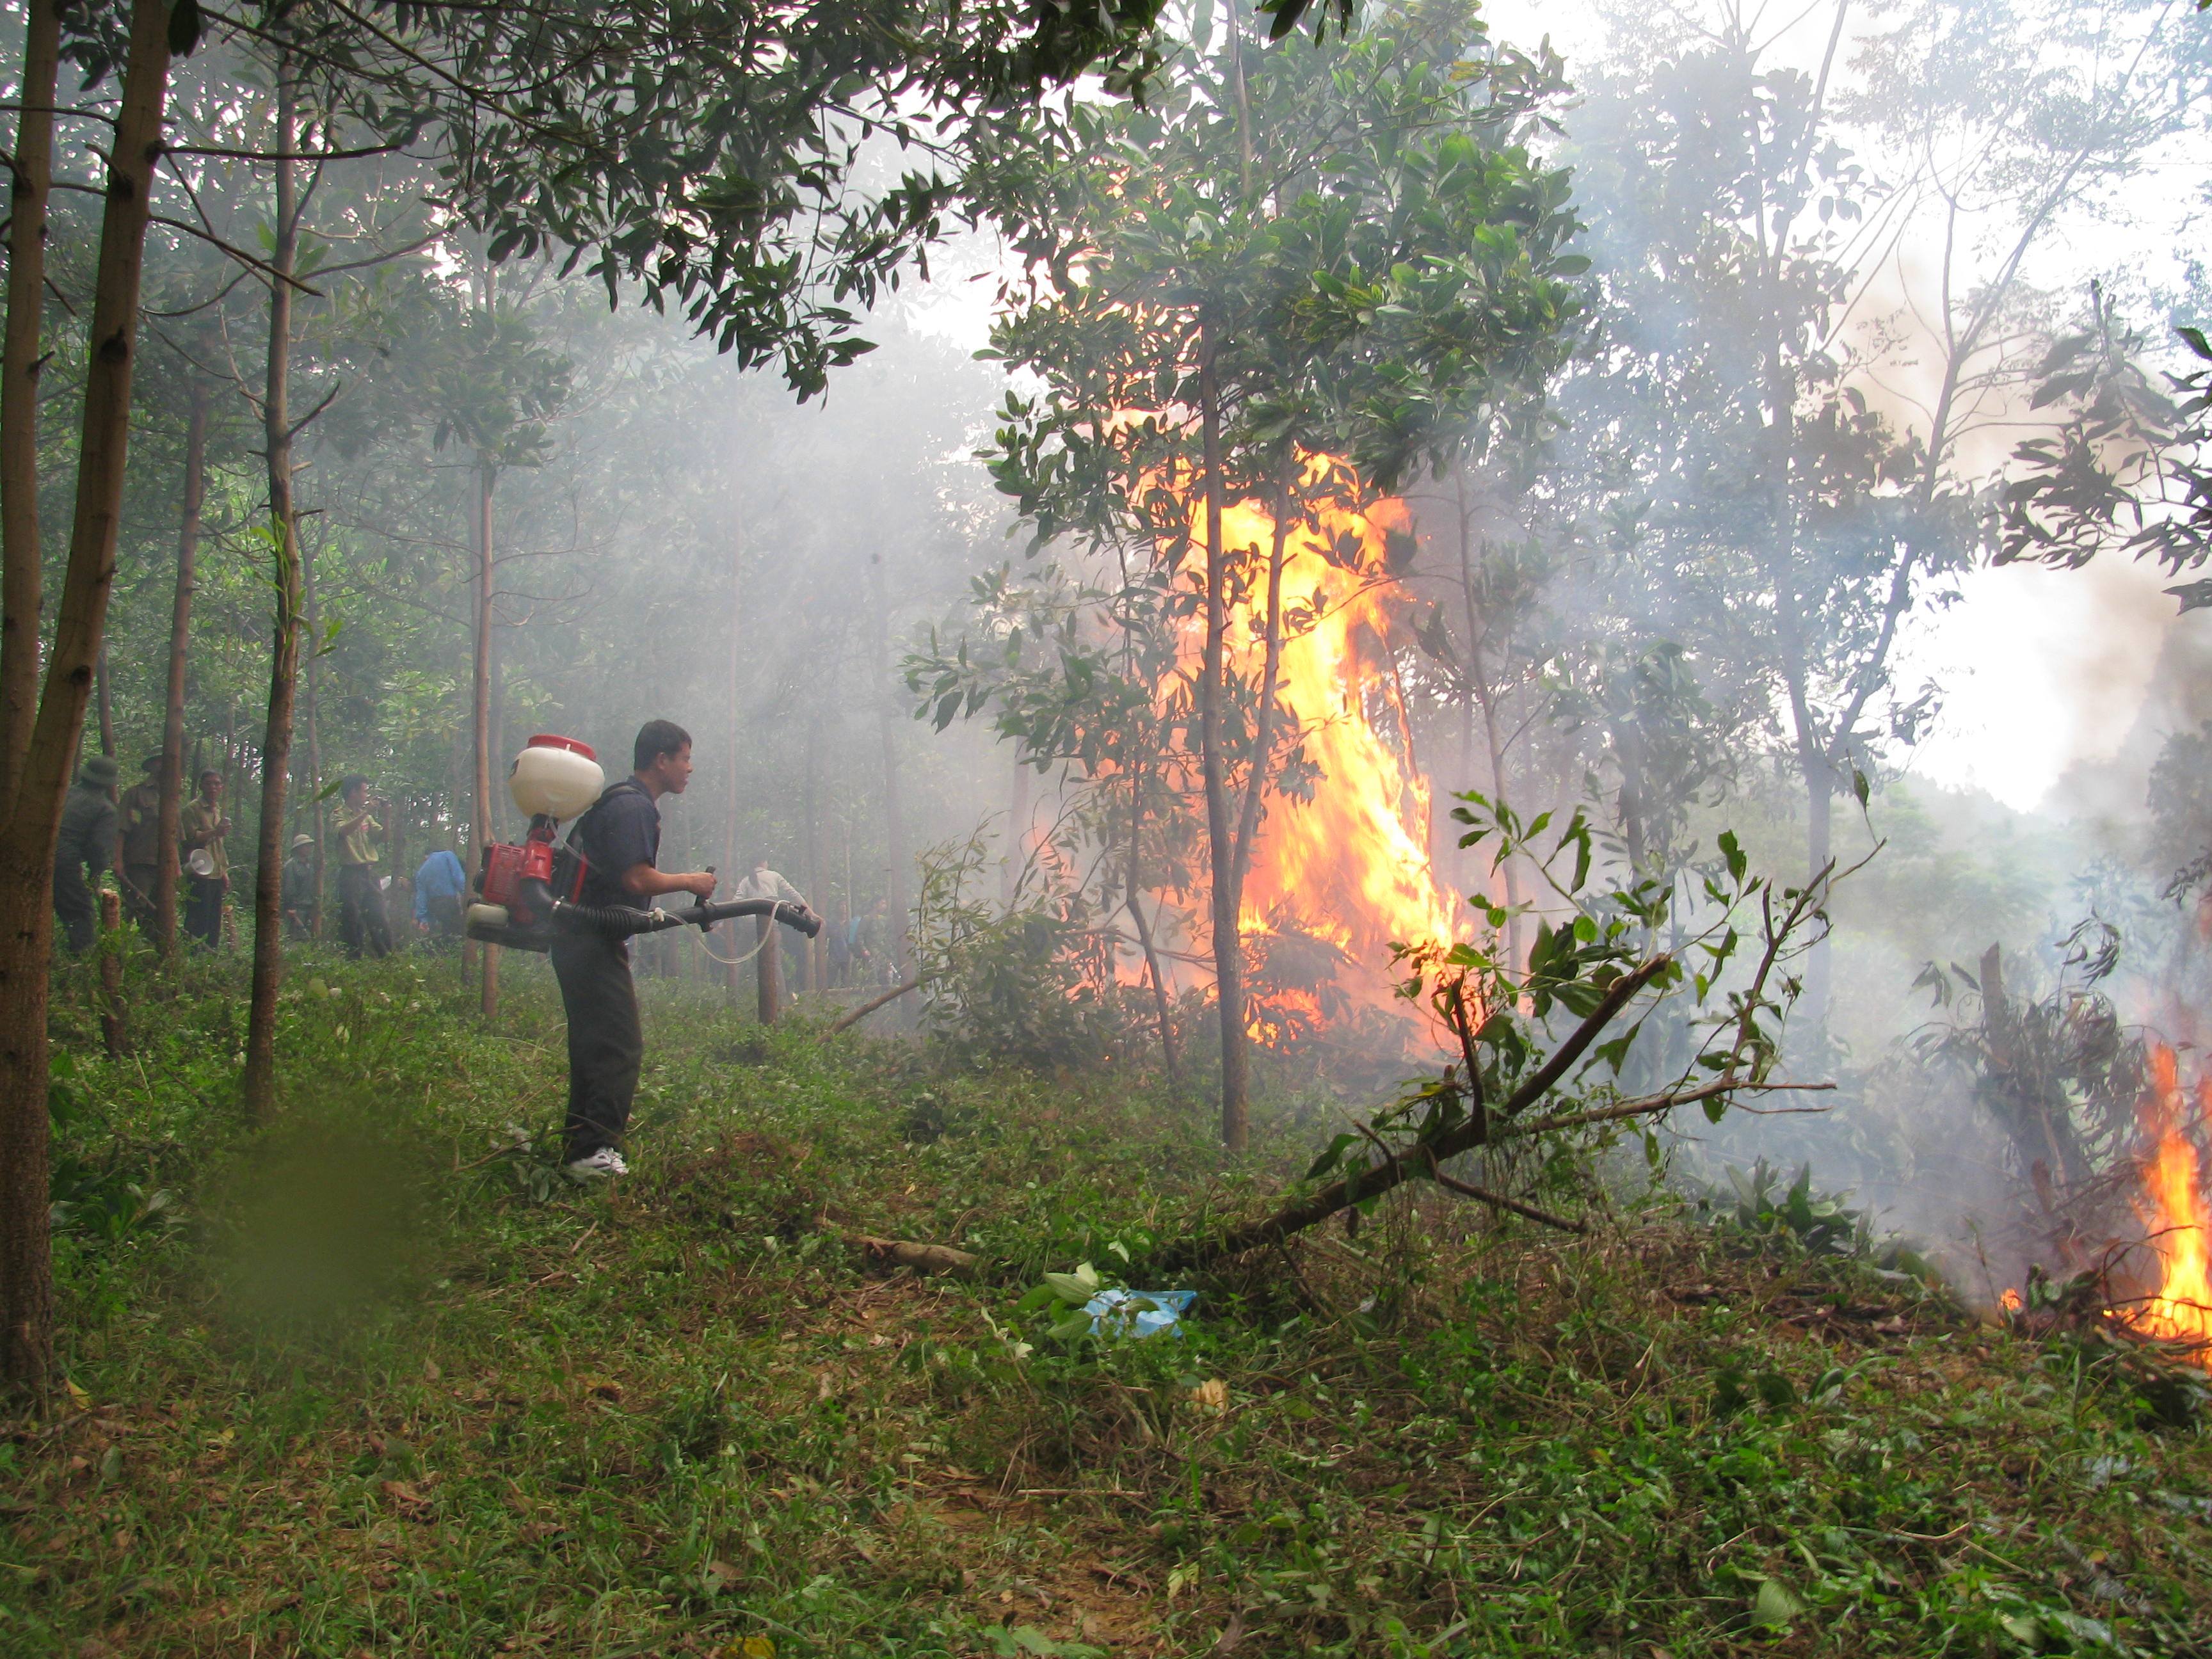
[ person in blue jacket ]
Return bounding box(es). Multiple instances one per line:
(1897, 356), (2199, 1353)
(413, 842), (469, 947)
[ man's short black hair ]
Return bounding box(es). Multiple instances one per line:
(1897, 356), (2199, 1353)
(198, 768), (221, 786)
(634, 720), (691, 772)
(340, 773), (368, 796)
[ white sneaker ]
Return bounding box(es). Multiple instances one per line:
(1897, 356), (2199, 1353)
(565, 1147), (629, 1180)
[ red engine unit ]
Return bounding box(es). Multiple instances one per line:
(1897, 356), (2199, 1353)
(476, 815), (581, 924)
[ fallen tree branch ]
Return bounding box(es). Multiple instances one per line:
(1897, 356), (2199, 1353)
(1429, 1165), (1586, 1233)
(825, 977), (924, 1036)
(1142, 956), (1672, 1273)
(847, 1233), (982, 1279)
(1506, 1079), (1835, 1140)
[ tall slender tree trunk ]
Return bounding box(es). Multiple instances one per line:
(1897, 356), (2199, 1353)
(1004, 756), (1029, 908)
(0, 0), (59, 819)
(1196, 335), (1248, 1150)
(723, 544), (742, 1002)
(870, 557), (909, 981)
(1228, 453), (1293, 901)
(0, 0), (171, 1386)
(474, 458), (497, 1020)
(803, 719), (823, 992)
(1452, 477), (1523, 971)
(1126, 769), (1180, 1092)
(155, 389), (207, 959)
(300, 522), (324, 930)
(244, 61), (303, 1125)
(92, 652), (114, 757)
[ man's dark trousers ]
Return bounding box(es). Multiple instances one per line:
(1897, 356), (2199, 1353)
(52, 865), (96, 954)
(185, 875), (225, 948)
(551, 930), (642, 1161)
(337, 864), (392, 958)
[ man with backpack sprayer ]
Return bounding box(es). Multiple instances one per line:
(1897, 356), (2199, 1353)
(552, 721), (721, 1180)
(468, 721), (820, 1180)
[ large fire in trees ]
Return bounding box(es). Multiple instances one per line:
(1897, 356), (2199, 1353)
(1163, 453), (1461, 1045)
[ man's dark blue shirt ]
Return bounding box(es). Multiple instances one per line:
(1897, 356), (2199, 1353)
(570, 778), (659, 907)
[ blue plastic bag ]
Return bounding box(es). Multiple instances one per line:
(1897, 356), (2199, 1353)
(1084, 1287), (1196, 1338)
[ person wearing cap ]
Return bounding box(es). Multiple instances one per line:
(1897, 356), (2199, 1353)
(178, 769), (232, 949)
(54, 755), (118, 954)
(115, 753), (164, 931)
(282, 833), (319, 940)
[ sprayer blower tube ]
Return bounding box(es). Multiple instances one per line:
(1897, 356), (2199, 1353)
(553, 896), (822, 939)
(465, 881), (822, 953)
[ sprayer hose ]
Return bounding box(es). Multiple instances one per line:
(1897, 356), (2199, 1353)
(550, 896), (822, 940)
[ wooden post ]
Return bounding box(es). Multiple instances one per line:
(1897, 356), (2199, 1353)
(97, 888), (122, 1057)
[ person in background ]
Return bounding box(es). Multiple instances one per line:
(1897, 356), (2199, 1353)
(115, 753), (163, 931)
(54, 755), (118, 954)
(281, 833), (319, 940)
(826, 900), (851, 987)
(553, 719), (717, 1181)
(732, 855), (808, 911)
(332, 775), (392, 959)
(853, 896), (890, 986)
(733, 856), (810, 997)
(414, 840), (468, 946)
(178, 769), (232, 950)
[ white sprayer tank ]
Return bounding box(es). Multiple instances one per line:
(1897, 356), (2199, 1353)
(508, 735), (604, 822)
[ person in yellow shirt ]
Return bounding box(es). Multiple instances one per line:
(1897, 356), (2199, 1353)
(177, 769), (231, 949)
(331, 774), (392, 959)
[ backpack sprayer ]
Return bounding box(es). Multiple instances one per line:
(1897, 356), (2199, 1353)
(463, 735), (822, 953)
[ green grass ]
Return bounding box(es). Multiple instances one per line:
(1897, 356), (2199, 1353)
(6, 948), (2210, 1656)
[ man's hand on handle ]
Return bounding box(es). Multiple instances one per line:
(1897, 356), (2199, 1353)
(678, 872), (716, 901)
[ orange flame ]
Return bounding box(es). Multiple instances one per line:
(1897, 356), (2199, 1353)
(2125, 1044), (2212, 1365)
(2000, 1287), (2023, 1313)
(1167, 454), (1459, 1031)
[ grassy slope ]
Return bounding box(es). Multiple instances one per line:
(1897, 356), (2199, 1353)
(5, 950), (2209, 1658)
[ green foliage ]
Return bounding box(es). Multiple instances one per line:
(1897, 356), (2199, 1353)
(908, 830), (1139, 1070)
(13, 958), (2212, 1655)
(1704, 1156), (1869, 1257)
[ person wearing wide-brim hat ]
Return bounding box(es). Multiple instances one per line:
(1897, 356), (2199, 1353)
(116, 751), (164, 933)
(282, 832), (319, 940)
(54, 755), (119, 954)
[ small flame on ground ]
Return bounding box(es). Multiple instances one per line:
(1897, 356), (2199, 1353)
(2124, 1044), (2212, 1366)
(2000, 1287), (2023, 1313)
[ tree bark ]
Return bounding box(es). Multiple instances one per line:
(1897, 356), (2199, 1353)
(154, 389), (207, 959)
(1196, 332), (1248, 1150)
(474, 456), (497, 1020)
(1126, 768), (1181, 1091)
(92, 651), (115, 757)
(0, 0), (171, 1388)
(243, 61), (302, 1125)
(0, 0), (59, 818)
